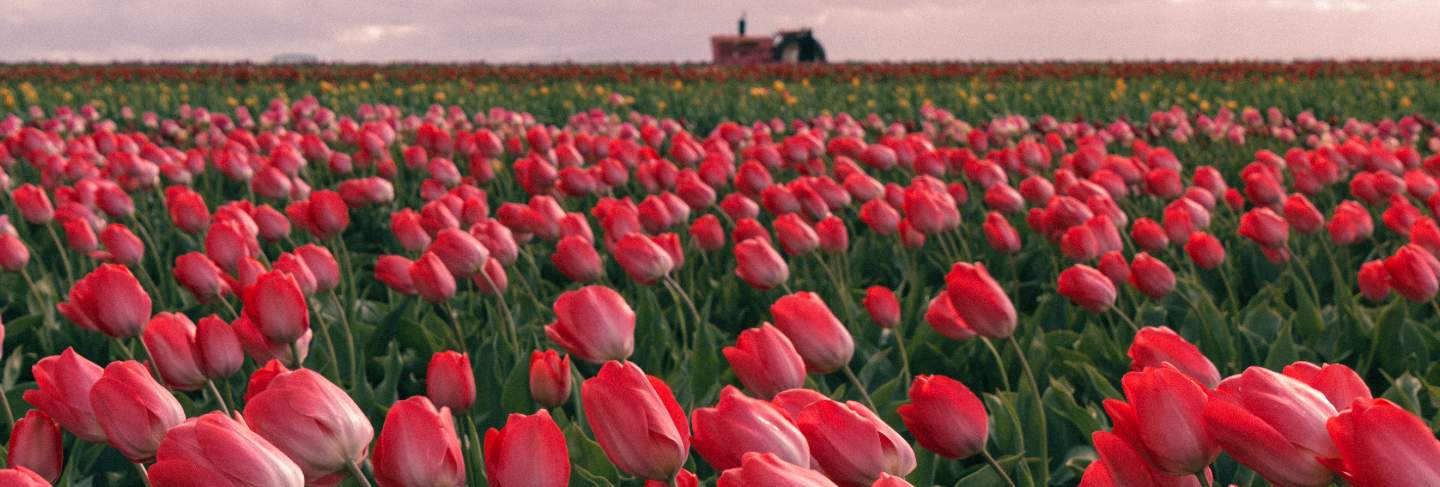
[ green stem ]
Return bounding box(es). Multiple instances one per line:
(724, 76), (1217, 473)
(309, 302), (343, 383)
(840, 364), (879, 412)
(1007, 336), (1048, 487)
(206, 380), (232, 415)
(980, 338), (1012, 392)
(439, 302), (468, 352)
(1196, 471), (1211, 487)
(327, 289), (361, 384)
(893, 327), (912, 389)
(345, 461), (374, 487)
(134, 462), (153, 487)
(476, 272), (521, 355)
(1113, 308), (1141, 332)
(980, 449), (1017, 487)
(45, 224), (75, 283)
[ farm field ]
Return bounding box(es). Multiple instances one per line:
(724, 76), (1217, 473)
(0, 61), (1439, 486)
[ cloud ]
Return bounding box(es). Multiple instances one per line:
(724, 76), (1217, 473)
(0, 0), (1436, 62)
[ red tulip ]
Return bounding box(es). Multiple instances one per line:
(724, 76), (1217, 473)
(898, 375), (988, 459)
(472, 257), (508, 296)
(716, 452), (837, 487)
(796, 398), (916, 486)
(1238, 207), (1289, 249)
(89, 360), (186, 462)
(770, 292), (854, 374)
(862, 286), (900, 329)
(1202, 399), (1332, 487)
(99, 223), (144, 266)
(148, 413), (306, 486)
(722, 323), (807, 399)
(391, 209), (432, 252)
(944, 262), (1016, 339)
(1129, 252), (1176, 300)
(1130, 217), (1170, 253)
(1283, 194), (1325, 234)
(427, 228), (490, 279)
(693, 386), (811, 471)
(552, 234), (603, 283)
(1097, 250), (1130, 286)
(254, 204), (292, 242)
(244, 368), (375, 482)
(816, 215), (849, 253)
(294, 244), (340, 293)
(57, 264), (152, 338)
(859, 199), (900, 235)
(1327, 200), (1373, 246)
(1325, 398), (1440, 486)
(529, 349), (573, 408)
(141, 312), (206, 391)
(924, 292), (977, 340)
(774, 213), (820, 256)
(23, 349), (106, 443)
(427, 351), (476, 412)
(272, 252), (318, 296)
(1281, 361), (1373, 410)
(205, 220), (256, 272)
(1121, 365), (1219, 475)
(690, 214), (727, 252)
(195, 315), (242, 380)
(7, 410), (62, 483)
(734, 238), (790, 290)
(1058, 264), (1117, 313)
(982, 212), (1021, 253)
(902, 186), (957, 235)
(409, 252), (458, 303)
(1090, 430), (1204, 487)
(1128, 327), (1219, 388)
(307, 190), (351, 239)
(166, 186), (210, 233)
(1384, 244), (1440, 301)
(12, 184), (55, 224)
(0, 233), (29, 272)
(375, 255), (417, 295)
(372, 396), (466, 487)
(242, 270), (310, 345)
(172, 252), (231, 303)
(545, 285), (635, 364)
(614, 233), (674, 285)
(484, 410), (571, 487)
(1184, 232), (1225, 270)
(0, 466), (58, 487)
(582, 360), (690, 480)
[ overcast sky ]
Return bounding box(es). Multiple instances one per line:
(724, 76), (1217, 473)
(2, 0), (1438, 63)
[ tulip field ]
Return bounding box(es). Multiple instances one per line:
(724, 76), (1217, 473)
(3, 61), (1440, 486)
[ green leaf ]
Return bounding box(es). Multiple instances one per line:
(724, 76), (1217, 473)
(500, 358), (534, 414)
(1044, 377), (1104, 437)
(1262, 325), (1298, 370)
(566, 421), (619, 483)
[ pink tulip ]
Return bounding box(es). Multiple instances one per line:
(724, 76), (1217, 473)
(484, 410), (570, 487)
(244, 368), (374, 482)
(23, 348), (107, 443)
(147, 412), (305, 487)
(372, 396), (466, 487)
(770, 292), (854, 374)
(545, 285), (635, 364)
(582, 361), (690, 480)
(89, 360), (186, 462)
(692, 386), (810, 471)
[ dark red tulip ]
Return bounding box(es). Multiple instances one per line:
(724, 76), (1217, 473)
(1129, 253), (1176, 300)
(898, 375), (988, 459)
(862, 286), (900, 329)
(1058, 264), (1117, 313)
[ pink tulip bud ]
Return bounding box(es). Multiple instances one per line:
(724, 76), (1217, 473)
(58, 264), (152, 338)
(89, 360), (186, 462)
(427, 351), (476, 412)
(529, 349), (572, 408)
(148, 413), (305, 487)
(545, 285), (635, 364)
(242, 270), (310, 345)
(582, 361), (690, 481)
(372, 396), (466, 487)
(410, 252), (458, 304)
(484, 410), (570, 487)
(141, 312), (207, 391)
(244, 368), (374, 482)
(944, 262), (1016, 339)
(23, 348), (107, 443)
(1058, 264), (1117, 313)
(7, 410), (62, 483)
(770, 292), (854, 374)
(552, 234), (603, 283)
(733, 238), (789, 290)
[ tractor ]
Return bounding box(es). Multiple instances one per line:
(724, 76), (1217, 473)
(710, 14), (827, 65)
